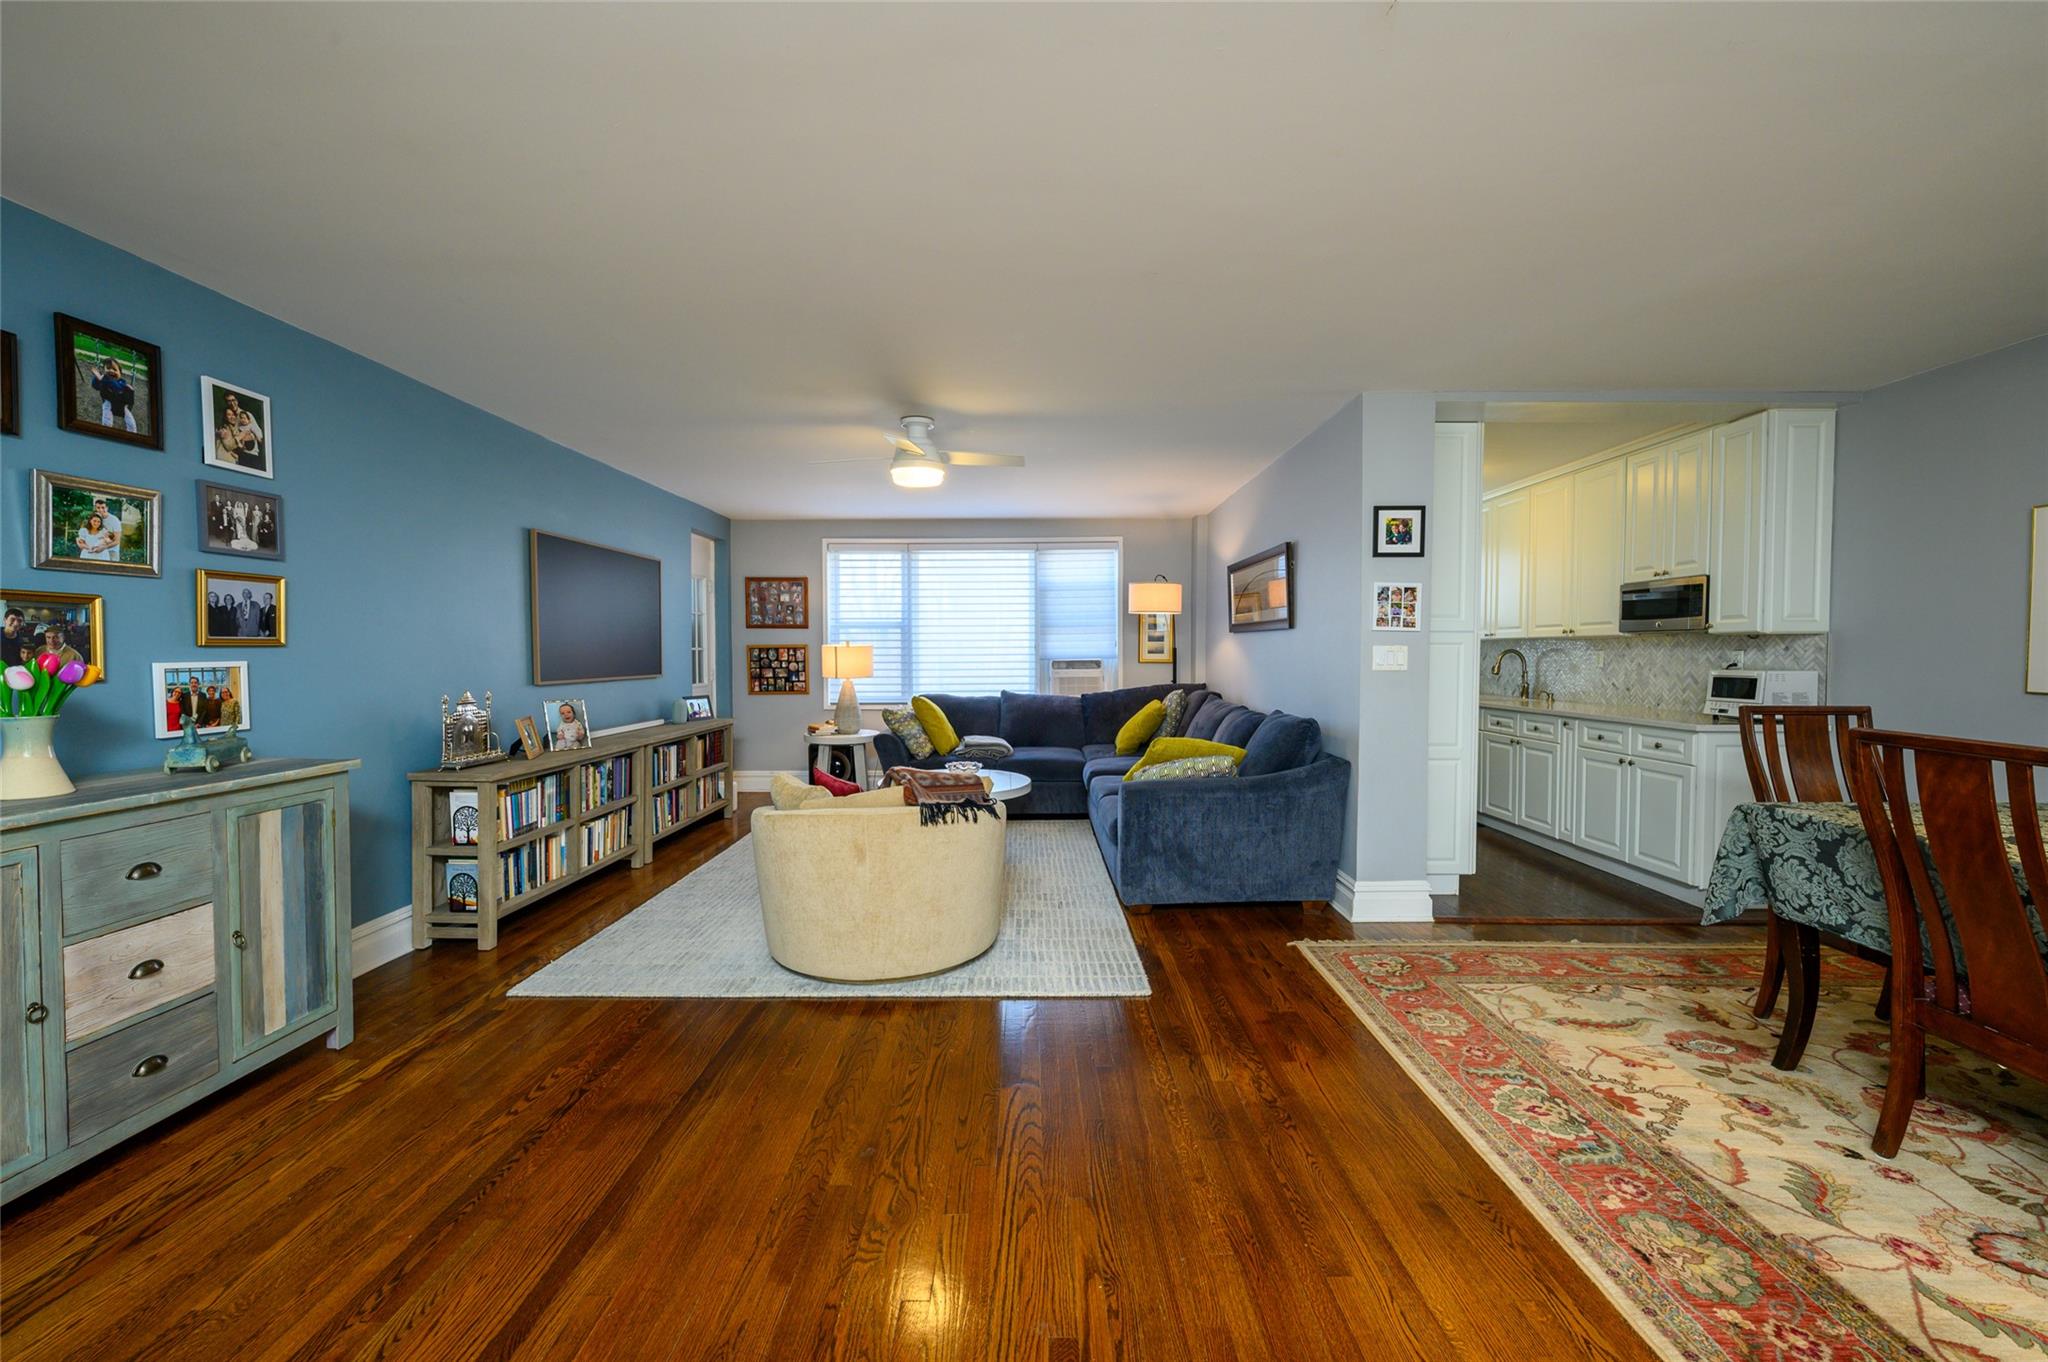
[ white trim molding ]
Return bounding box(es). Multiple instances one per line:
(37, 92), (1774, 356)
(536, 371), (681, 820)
(1336, 876), (1434, 923)
(351, 905), (414, 978)
(736, 770), (788, 793)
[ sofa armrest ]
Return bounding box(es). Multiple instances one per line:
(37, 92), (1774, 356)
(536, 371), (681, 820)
(871, 729), (914, 770)
(1111, 755), (1350, 904)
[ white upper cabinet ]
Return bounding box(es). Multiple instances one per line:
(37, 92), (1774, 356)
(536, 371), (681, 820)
(1569, 459), (1626, 636)
(1623, 446), (1666, 581)
(1525, 477), (1574, 637)
(1709, 408), (1835, 634)
(1624, 432), (1710, 581)
(1484, 489), (1530, 638)
(1709, 414), (1767, 632)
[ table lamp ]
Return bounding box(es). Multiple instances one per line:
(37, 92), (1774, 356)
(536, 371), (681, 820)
(1127, 576), (1184, 684)
(821, 642), (874, 733)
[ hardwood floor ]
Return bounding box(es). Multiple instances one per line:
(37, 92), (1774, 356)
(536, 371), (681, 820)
(1, 798), (1757, 1361)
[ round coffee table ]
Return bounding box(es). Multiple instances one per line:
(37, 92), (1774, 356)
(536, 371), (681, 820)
(978, 769), (1032, 802)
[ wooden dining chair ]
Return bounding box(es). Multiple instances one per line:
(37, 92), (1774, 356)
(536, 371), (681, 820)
(1735, 705), (1877, 1068)
(1847, 729), (2048, 1158)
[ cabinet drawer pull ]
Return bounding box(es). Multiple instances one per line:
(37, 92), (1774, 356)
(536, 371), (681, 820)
(125, 861), (163, 881)
(128, 958), (166, 980)
(1651, 741), (1665, 749)
(132, 1054), (170, 1079)
(24, 1001), (48, 1025)
(231, 929), (248, 950)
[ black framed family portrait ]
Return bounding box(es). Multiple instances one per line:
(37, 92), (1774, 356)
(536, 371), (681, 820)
(197, 480), (284, 560)
(54, 313), (163, 450)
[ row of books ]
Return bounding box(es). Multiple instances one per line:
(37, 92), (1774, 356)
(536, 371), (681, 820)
(581, 808), (634, 864)
(580, 756), (633, 809)
(500, 773), (568, 837)
(501, 833), (570, 899)
(651, 742), (685, 786)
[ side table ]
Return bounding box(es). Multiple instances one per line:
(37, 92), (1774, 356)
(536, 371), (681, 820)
(805, 727), (883, 788)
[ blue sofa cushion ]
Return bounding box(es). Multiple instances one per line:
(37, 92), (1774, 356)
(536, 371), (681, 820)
(1081, 743), (1117, 762)
(918, 693), (1001, 739)
(1082, 754), (1141, 785)
(1000, 691), (1084, 748)
(1214, 706), (1266, 749)
(1080, 683), (1180, 749)
(1179, 688), (1213, 732)
(1238, 712), (1323, 777)
(998, 745), (1089, 786)
(1088, 772), (1130, 806)
(1185, 700), (1242, 742)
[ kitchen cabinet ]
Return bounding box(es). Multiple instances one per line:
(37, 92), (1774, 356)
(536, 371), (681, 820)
(1623, 432), (1710, 582)
(1709, 408), (1834, 634)
(1568, 459), (1626, 636)
(1478, 719), (1563, 839)
(1515, 736), (1562, 838)
(1482, 490), (1529, 638)
(1479, 732), (1518, 821)
(1525, 477), (1574, 637)
(1627, 756), (1694, 882)
(1572, 749), (1629, 861)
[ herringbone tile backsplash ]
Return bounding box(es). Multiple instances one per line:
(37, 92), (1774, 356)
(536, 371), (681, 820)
(1478, 634), (1828, 711)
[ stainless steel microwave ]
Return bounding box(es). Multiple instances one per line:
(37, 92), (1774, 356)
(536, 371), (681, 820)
(1619, 575), (1709, 633)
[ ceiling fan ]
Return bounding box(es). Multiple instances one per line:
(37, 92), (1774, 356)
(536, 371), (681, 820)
(834, 415), (1026, 489)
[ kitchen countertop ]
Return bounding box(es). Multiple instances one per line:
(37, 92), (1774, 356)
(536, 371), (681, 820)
(1478, 695), (1737, 734)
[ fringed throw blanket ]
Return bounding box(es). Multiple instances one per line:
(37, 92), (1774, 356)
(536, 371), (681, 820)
(885, 767), (1001, 825)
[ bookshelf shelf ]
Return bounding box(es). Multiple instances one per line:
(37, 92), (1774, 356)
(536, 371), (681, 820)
(408, 717), (734, 950)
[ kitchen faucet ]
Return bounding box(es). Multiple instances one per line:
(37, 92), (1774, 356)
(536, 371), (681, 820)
(1491, 648), (1530, 700)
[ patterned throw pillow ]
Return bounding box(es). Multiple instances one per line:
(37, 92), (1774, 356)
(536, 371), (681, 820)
(1124, 736), (1246, 779)
(1125, 754), (1240, 781)
(949, 734), (1015, 762)
(882, 706), (934, 759)
(1157, 689), (1189, 739)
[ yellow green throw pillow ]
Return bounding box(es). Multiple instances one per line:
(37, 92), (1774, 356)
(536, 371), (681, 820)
(1114, 699), (1167, 756)
(1124, 736), (1245, 779)
(911, 695), (959, 756)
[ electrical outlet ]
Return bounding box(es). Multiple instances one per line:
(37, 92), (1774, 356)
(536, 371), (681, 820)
(1372, 645), (1408, 671)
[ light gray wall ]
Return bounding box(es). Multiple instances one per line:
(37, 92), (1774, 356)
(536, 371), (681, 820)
(1202, 399), (1367, 874)
(729, 517), (1197, 771)
(1830, 335), (2048, 743)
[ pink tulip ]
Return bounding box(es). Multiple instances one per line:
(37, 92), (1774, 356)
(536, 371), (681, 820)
(3, 667), (31, 691)
(56, 661), (86, 685)
(34, 652), (63, 676)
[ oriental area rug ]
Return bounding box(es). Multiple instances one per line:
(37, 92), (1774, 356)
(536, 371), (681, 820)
(1295, 942), (2048, 1361)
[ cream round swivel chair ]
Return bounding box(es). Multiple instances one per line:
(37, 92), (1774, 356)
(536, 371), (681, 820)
(752, 795), (1007, 981)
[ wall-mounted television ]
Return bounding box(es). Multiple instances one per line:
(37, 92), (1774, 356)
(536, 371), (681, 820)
(529, 530), (663, 684)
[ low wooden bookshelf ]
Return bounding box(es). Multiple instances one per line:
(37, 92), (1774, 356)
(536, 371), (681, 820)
(407, 718), (733, 950)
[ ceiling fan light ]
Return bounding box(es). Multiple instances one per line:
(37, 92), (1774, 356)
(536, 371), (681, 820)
(890, 457), (945, 489)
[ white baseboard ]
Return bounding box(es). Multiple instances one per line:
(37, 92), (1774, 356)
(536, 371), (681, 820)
(351, 905), (413, 977)
(1337, 877), (1435, 923)
(1477, 816), (1708, 908)
(1426, 873), (1460, 895)
(736, 770), (791, 793)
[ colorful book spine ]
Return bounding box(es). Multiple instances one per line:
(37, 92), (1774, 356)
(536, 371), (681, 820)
(580, 808), (634, 864)
(580, 756), (633, 809)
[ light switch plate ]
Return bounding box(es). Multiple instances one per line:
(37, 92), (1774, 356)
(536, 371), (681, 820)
(1372, 645), (1409, 671)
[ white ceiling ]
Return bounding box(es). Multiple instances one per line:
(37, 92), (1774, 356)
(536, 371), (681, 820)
(1476, 403), (1766, 491)
(3, 3), (2043, 520)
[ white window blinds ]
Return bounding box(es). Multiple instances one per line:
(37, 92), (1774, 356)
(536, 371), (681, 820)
(824, 540), (1122, 704)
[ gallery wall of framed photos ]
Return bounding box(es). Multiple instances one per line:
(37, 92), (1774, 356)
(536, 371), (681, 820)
(0, 200), (733, 925)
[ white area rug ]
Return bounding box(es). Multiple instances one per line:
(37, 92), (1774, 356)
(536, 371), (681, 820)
(509, 821), (1151, 999)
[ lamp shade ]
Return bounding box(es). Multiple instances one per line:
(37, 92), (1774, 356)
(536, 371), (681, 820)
(1127, 581), (1184, 615)
(820, 643), (874, 680)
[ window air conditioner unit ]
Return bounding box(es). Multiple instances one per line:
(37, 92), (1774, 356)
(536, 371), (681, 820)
(1049, 660), (1108, 695)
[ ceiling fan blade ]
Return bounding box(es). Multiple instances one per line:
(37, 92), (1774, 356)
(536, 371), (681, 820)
(886, 434), (922, 454)
(943, 450), (1026, 468)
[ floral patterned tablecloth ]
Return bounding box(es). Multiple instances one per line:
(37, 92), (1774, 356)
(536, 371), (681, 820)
(1702, 802), (2048, 957)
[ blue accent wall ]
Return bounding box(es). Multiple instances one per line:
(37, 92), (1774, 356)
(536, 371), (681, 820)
(1, 201), (732, 926)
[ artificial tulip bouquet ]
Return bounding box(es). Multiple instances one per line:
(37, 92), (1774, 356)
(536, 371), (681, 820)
(4, 653), (102, 716)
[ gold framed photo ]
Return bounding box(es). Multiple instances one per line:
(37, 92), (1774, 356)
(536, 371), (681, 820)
(1137, 613), (1175, 664)
(195, 569), (285, 647)
(2, 588), (104, 673)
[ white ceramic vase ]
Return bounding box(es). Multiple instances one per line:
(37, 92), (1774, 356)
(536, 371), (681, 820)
(833, 678), (862, 735)
(0, 716), (76, 800)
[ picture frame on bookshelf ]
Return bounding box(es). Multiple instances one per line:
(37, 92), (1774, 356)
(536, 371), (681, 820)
(515, 714), (544, 759)
(545, 697), (591, 750)
(448, 789), (480, 846)
(444, 860), (479, 913)
(682, 695), (713, 722)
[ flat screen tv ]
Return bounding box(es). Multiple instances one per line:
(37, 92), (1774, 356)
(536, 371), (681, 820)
(529, 530), (663, 684)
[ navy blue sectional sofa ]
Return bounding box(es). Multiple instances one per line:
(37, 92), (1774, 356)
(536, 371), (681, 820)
(869, 684), (1350, 910)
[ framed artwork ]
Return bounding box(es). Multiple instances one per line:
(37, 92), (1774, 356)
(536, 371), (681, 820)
(152, 659), (251, 739)
(32, 469), (162, 577)
(1227, 542), (1293, 632)
(515, 715), (544, 758)
(197, 480), (284, 560)
(2028, 504), (2047, 695)
(747, 644), (810, 694)
(745, 576), (809, 629)
(1, 588), (103, 672)
(683, 695), (714, 721)
(1373, 582), (1422, 632)
(1137, 613), (1174, 664)
(444, 860), (479, 912)
(1372, 505), (1425, 557)
(1, 330), (19, 437)
(199, 376), (274, 478)
(54, 314), (163, 449)
(195, 569), (285, 646)
(545, 698), (592, 750)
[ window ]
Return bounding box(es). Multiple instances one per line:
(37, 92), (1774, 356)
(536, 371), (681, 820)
(823, 539), (1121, 704)
(689, 532), (717, 698)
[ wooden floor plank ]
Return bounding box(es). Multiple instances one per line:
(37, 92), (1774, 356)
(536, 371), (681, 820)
(1, 799), (1755, 1361)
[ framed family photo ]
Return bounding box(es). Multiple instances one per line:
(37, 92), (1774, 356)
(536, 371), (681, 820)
(515, 714), (545, 759)
(200, 376), (274, 478)
(1, 588), (103, 672)
(544, 698), (592, 751)
(1, 330), (19, 437)
(682, 695), (714, 722)
(32, 470), (162, 577)
(747, 644), (809, 694)
(1373, 582), (1422, 631)
(55, 314), (162, 449)
(744, 576), (808, 628)
(152, 660), (252, 739)
(195, 569), (285, 646)
(1372, 505), (1425, 557)
(197, 480), (284, 560)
